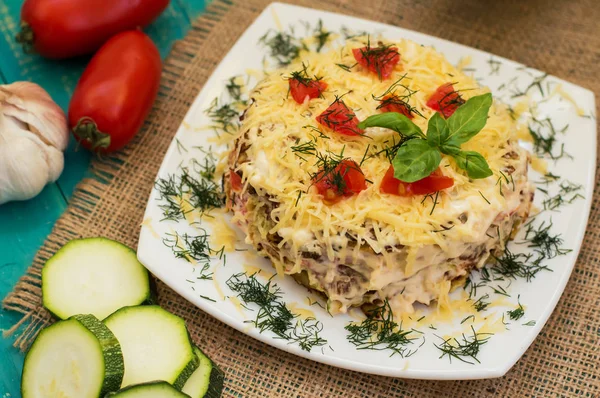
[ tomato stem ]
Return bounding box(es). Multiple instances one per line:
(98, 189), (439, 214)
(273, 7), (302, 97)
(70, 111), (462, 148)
(72, 118), (111, 152)
(15, 22), (35, 54)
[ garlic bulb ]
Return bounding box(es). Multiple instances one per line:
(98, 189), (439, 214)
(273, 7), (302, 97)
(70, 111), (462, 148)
(0, 82), (69, 205)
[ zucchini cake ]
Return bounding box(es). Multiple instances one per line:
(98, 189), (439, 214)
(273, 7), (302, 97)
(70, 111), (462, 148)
(225, 37), (534, 316)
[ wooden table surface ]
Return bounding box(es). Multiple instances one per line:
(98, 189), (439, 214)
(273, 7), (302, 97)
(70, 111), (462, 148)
(0, 1), (208, 395)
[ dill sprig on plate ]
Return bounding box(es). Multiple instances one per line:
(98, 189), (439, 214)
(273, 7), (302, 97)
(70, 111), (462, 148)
(344, 300), (422, 357)
(542, 180), (584, 211)
(472, 293), (490, 312)
(162, 232), (216, 280)
(520, 219), (571, 258)
(226, 272), (327, 352)
(155, 157), (224, 222)
(434, 326), (492, 365)
(312, 19), (332, 52)
(490, 248), (550, 282)
(507, 295), (525, 321)
(259, 28), (305, 66)
(528, 117), (570, 160)
(206, 98), (241, 134)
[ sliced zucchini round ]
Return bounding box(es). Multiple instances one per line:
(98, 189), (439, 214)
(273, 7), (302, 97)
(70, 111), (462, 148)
(42, 237), (151, 320)
(182, 346), (224, 398)
(106, 381), (189, 397)
(104, 305), (199, 389)
(21, 314), (124, 398)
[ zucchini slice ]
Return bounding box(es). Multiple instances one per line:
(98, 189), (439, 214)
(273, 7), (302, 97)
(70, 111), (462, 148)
(42, 237), (151, 320)
(106, 381), (188, 397)
(21, 314), (124, 398)
(182, 346), (224, 398)
(104, 305), (199, 389)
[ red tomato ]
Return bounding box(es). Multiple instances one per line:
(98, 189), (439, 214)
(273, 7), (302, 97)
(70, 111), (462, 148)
(378, 95), (413, 119)
(352, 45), (400, 80)
(68, 31), (162, 153)
(380, 166), (454, 196)
(16, 0), (170, 59)
(313, 160), (367, 204)
(289, 78), (327, 104)
(426, 83), (465, 118)
(316, 99), (364, 136)
(229, 170), (243, 192)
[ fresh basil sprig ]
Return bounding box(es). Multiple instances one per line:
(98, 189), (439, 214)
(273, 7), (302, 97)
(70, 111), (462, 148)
(359, 93), (494, 183)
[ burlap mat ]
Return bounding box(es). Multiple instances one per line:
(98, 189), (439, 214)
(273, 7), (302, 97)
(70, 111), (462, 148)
(4, 0), (599, 396)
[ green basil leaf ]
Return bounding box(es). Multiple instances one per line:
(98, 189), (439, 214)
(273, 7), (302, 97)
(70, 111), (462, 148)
(446, 93), (493, 146)
(359, 113), (424, 138)
(439, 144), (461, 156)
(453, 150), (493, 179)
(392, 139), (441, 183)
(426, 112), (449, 148)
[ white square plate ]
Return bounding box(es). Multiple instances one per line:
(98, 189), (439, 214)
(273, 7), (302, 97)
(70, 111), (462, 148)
(138, 2), (596, 379)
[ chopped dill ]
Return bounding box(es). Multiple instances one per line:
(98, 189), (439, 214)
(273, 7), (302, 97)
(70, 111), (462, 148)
(340, 26), (369, 39)
(487, 57), (502, 75)
(520, 219), (571, 258)
(345, 300), (421, 357)
(537, 172), (561, 185)
(523, 320), (536, 326)
(511, 73), (548, 98)
(155, 158), (224, 222)
(336, 62), (356, 72)
(226, 273), (327, 351)
(542, 180), (584, 211)
(434, 326), (492, 364)
(200, 295), (217, 302)
(507, 296), (525, 321)
(528, 117), (570, 160)
(461, 315), (475, 324)
(478, 190), (491, 204)
(420, 191), (440, 215)
(259, 28), (305, 66)
(291, 137), (318, 161)
(175, 138), (188, 154)
(491, 285), (511, 297)
(372, 74), (423, 118)
(205, 97), (241, 134)
(473, 294), (490, 312)
(491, 248), (550, 282)
(225, 76), (247, 104)
(312, 19), (332, 52)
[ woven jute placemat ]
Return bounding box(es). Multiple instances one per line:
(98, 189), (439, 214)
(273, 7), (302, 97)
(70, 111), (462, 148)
(4, 0), (600, 396)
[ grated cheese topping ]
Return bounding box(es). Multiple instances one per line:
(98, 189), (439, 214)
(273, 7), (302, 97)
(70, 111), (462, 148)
(231, 37), (531, 266)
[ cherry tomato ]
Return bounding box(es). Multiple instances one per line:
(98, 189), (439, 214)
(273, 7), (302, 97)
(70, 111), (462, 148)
(289, 78), (327, 104)
(16, 0), (170, 59)
(316, 99), (364, 136)
(380, 166), (454, 196)
(229, 170), (243, 192)
(352, 45), (400, 80)
(313, 160), (367, 204)
(68, 31), (162, 153)
(378, 95), (413, 119)
(426, 83), (465, 118)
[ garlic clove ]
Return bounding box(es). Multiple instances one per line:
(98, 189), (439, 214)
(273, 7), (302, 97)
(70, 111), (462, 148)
(0, 113), (65, 205)
(0, 82), (68, 151)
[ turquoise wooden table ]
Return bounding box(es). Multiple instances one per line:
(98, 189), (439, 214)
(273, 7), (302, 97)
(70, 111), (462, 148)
(0, 1), (208, 395)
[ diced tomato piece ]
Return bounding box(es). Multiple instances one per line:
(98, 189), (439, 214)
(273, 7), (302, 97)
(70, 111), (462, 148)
(352, 45), (400, 80)
(289, 78), (327, 104)
(426, 83), (465, 118)
(380, 166), (454, 196)
(313, 160), (367, 204)
(316, 99), (364, 136)
(378, 95), (413, 119)
(229, 170), (243, 192)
